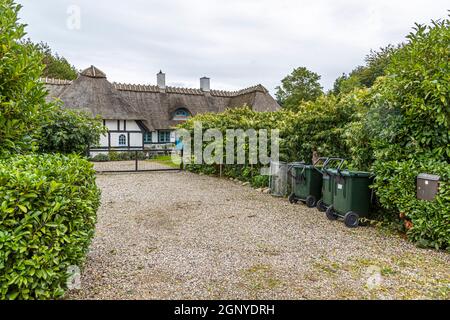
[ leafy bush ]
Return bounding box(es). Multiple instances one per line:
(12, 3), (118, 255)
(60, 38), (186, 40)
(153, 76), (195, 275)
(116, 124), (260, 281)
(1, 1), (104, 158)
(20, 40), (78, 80)
(178, 107), (290, 182)
(346, 17), (450, 249)
(91, 153), (109, 162)
(0, 0), (51, 156)
(108, 150), (119, 161)
(0, 154), (101, 299)
(251, 175), (269, 188)
(38, 104), (106, 155)
(284, 94), (356, 163)
(373, 159), (450, 250)
(332, 45), (400, 95)
(105, 151), (147, 161)
(179, 100), (356, 183)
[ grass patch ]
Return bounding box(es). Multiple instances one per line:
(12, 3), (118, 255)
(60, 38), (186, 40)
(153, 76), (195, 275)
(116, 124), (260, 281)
(147, 155), (181, 168)
(343, 253), (450, 299)
(240, 264), (282, 293)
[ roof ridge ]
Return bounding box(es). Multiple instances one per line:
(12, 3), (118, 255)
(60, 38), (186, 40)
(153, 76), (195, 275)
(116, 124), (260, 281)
(112, 82), (160, 92)
(42, 77), (268, 96)
(113, 81), (268, 96)
(40, 77), (73, 85)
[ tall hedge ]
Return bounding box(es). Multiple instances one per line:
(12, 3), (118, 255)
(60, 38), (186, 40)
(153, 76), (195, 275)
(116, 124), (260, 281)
(284, 93), (357, 163)
(0, 0), (50, 156)
(0, 154), (100, 299)
(178, 107), (290, 187)
(0, 0), (105, 157)
(367, 18), (450, 249)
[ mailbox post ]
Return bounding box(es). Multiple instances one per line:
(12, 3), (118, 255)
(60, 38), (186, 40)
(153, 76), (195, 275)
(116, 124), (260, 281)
(417, 173), (440, 201)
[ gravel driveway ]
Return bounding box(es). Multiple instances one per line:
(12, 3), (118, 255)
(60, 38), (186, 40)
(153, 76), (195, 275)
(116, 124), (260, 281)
(67, 171), (449, 300)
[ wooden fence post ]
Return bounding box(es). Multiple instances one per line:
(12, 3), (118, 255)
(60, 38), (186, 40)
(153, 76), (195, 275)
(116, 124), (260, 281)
(135, 150), (138, 171)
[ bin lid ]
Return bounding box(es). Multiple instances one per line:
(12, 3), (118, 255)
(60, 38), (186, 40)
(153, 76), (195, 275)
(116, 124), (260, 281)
(339, 170), (372, 177)
(417, 173), (440, 181)
(288, 162), (305, 168)
(324, 169), (372, 177)
(324, 168), (338, 174)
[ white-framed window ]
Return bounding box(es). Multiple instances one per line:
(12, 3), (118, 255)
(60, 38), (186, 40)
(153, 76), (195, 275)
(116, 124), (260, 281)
(158, 131), (171, 143)
(119, 134), (127, 146)
(143, 132), (152, 143)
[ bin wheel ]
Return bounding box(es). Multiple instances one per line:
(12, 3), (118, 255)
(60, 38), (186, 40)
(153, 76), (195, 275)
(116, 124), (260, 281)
(288, 193), (298, 204)
(326, 207), (338, 221)
(306, 195), (316, 208)
(316, 199), (327, 212)
(344, 212), (359, 228)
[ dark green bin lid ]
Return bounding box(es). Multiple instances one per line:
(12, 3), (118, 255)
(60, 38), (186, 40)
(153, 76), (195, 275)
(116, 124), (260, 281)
(340, 170), (372, 178)
(324, 169), (372, 178)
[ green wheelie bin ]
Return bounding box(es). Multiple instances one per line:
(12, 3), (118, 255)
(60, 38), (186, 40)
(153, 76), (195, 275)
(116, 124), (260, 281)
(316, 158), (345, 213)
(325, 166), (373, 228)
(288, 158), (328, 208)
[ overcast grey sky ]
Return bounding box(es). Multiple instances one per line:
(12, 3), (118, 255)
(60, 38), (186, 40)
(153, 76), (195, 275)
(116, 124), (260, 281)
(17, 0), (449, 94)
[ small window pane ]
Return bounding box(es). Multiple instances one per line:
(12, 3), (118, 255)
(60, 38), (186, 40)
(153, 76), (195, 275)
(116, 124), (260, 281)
(159, 131), (171, 143)
(119, 134), (127, 146)
(144, 132), (152, 143)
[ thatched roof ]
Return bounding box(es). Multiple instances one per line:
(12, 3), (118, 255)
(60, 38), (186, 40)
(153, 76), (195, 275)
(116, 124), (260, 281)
(43, 66), (280, 130)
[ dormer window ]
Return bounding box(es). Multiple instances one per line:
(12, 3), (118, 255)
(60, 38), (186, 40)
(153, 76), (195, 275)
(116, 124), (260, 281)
(173, 108), (191, 120)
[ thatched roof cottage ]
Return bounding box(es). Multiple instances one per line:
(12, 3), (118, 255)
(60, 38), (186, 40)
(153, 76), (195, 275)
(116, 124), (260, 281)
(43, 66), (280, 151)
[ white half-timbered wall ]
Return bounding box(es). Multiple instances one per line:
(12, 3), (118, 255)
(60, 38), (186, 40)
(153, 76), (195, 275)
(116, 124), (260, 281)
(97, 119), (144, 150)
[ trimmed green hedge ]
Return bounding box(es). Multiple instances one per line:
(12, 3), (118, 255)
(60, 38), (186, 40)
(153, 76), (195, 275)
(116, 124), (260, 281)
(373, 159), (450, 250)
(0, 154), (101, 299)
(179, 107), (289, 188)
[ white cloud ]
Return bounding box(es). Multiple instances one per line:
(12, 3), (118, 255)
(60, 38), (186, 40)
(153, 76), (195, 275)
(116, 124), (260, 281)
(17, 0), (450, 94)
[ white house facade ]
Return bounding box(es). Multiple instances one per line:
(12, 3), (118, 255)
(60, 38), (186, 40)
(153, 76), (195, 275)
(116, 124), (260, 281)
(43, 66), (281, 155)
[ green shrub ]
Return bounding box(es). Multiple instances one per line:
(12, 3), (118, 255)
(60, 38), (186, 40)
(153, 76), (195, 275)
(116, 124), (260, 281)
(116, 152), (130, 161)
(136, 151), (147, 160)
(108, 150), (119, 161)
(0, 0), (51, 156)
(38, 105), (106, 155)
(251, 175), (269, 188)
(368, 18), (450, 249)
(104, 151), (147, 161)
(91, 153), (109, 162)
(178, 106), (291, 181)
(373, 159), (450, 250)
(0, 154), (101, 299)
(285, 93), (356, 162)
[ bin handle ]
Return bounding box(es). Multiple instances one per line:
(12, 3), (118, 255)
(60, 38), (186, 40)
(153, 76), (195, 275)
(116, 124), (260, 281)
(313, 157), (329, 173)
(287, 162), (305, 174)
(299, 166), (306, 182)
(313, 157), (329, 167)
(336, 159), (347, 175)
(323, 158), (345, 170)
(287, 162), (305, 182)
